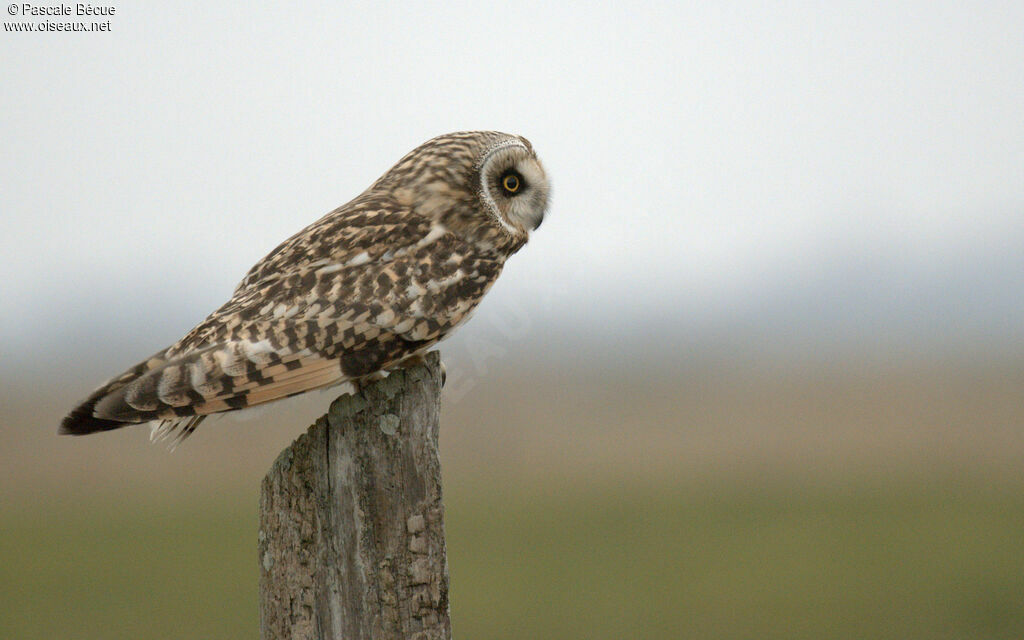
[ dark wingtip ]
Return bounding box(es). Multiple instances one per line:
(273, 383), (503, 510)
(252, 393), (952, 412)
(58, 398), (132, 436)
(59, 350), (173, 436)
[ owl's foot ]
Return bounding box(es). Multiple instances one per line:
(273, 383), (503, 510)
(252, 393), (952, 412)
(393, 352), (446, 387)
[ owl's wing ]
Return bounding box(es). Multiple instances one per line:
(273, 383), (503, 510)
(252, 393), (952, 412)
(58, 335), (353, 438)
(60, 218), (503, 440)
(231, 199), (424, 295)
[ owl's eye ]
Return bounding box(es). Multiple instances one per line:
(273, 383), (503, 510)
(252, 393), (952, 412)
(501, 172), (522, 195)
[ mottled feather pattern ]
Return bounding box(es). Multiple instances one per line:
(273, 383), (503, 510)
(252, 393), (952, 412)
(60, 131), (549, 441)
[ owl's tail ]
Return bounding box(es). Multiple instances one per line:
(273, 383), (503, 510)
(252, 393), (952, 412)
(59, 340), (350, 441)
(59, 349), (173, 435)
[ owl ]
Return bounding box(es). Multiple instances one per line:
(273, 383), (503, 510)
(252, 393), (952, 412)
(60, 131), (550, 442)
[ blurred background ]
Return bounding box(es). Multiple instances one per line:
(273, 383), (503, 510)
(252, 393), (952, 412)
(3, 2), (1023, 638)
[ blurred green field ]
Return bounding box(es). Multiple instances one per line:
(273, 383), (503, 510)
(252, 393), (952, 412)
(3, 479), (1023, 640)
(4, 356), (1023, 638)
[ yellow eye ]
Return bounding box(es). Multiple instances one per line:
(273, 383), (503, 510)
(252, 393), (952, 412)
(502, 173), (521, 194)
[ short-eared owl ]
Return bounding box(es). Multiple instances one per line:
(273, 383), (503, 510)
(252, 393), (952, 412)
(61, 131), (549, 442)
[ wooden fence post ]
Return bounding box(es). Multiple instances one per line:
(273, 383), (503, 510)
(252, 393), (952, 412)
(257, 352), (451, 640)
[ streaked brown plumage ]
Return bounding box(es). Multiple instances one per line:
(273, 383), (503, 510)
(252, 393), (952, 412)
(60, 131), (549, 442)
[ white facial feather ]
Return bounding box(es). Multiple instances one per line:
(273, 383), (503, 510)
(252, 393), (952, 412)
(477, 140), (549, 236)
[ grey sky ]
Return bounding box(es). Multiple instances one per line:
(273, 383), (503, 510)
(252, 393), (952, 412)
(2, 2), (1023, 368)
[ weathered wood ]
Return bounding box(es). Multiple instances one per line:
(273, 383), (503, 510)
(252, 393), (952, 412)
(258, 352), (451, 640)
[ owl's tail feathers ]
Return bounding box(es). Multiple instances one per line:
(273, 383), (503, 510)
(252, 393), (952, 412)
(58, 349), (173, 436)
(59, 341), (350, 439)
(60, 397), (135, 435)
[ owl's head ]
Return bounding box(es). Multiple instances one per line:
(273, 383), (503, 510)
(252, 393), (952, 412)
(474, 135), (549, 237)
(379, 131), (550, 246)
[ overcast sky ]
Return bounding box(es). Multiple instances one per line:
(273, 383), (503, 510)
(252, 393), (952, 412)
(2, 1), (1023, 373)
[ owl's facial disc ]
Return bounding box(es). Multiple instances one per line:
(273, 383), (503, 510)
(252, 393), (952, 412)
(478, 139), (549, 236)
